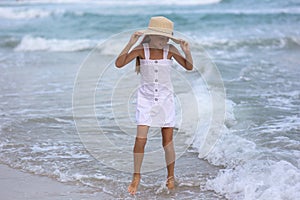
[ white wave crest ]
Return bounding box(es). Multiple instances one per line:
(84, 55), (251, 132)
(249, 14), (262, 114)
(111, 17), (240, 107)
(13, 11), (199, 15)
(0, 7), (54, 19)
(201, 121), (300, 199)
(14, 35), (98, 52)
(206, 160), (300, 200)
(9, 0), (222, 6)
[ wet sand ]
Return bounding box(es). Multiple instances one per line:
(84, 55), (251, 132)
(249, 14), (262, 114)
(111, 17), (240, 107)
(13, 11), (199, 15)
(0, 164), (113, 200)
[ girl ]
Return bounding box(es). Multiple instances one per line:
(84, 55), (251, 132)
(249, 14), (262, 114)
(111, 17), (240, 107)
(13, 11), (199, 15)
(115, 16), (193, 195)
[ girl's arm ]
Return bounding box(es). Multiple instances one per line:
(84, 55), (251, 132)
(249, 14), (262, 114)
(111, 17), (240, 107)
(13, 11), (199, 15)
(170, 40), (193, 70)
(115, 32), (143, 68)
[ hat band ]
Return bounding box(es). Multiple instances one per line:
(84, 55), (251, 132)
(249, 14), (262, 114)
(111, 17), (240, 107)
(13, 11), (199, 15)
(148, 27), (174, 36)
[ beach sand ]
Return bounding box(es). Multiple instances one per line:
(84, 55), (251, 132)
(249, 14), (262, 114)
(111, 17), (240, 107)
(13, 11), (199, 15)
(0, 164), (113, 200)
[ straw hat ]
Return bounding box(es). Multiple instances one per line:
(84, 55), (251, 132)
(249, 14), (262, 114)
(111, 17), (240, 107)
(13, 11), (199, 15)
(140, 16), (181, 44)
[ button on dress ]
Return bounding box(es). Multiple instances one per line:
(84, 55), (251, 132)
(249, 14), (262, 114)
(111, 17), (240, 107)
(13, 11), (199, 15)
(136, 43), (175, 127)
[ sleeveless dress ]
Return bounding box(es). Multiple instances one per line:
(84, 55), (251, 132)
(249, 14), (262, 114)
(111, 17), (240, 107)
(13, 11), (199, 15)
(136, 43), (175, 127)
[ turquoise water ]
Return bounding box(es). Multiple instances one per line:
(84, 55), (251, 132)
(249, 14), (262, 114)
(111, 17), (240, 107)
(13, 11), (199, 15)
(0, 0), (300, 199)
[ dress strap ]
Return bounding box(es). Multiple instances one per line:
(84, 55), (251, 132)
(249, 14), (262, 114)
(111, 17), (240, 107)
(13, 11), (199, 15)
(142, 43), (150, 60)
(163, 45), (169, 59)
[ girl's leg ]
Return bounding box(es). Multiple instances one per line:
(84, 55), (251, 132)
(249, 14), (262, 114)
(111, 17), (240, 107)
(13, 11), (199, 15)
(128, 125), (149, 195)
(161, 127), (175, 189)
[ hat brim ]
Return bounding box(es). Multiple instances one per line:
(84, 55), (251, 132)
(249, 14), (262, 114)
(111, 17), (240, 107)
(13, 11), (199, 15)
(139, 29), (181, 44)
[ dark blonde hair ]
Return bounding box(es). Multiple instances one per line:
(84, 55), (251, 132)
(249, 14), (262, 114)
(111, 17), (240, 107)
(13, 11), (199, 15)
(135, 35), (151, 74)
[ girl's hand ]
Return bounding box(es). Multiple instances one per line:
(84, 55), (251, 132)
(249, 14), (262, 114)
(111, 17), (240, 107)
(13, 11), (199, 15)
(179, 40), (190, 54)
(129, 31), (143, 45)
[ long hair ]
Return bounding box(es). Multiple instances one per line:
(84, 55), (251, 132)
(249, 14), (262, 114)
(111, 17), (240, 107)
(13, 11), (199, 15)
(135, 35), (151, 74)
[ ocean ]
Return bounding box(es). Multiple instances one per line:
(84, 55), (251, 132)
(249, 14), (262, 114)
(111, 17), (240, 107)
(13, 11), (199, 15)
(0, 0), (300, 199)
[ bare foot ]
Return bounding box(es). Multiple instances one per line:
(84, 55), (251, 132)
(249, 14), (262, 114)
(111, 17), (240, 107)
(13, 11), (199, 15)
(166, 176), (175, 190)
(128, 173), (141, 195)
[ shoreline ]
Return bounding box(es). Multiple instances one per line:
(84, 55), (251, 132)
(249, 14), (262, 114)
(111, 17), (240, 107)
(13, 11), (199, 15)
(0, 163), (113, 200)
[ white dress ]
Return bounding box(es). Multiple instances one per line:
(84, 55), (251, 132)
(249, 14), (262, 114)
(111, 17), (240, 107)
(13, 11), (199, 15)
(136, 43), (175, 127)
